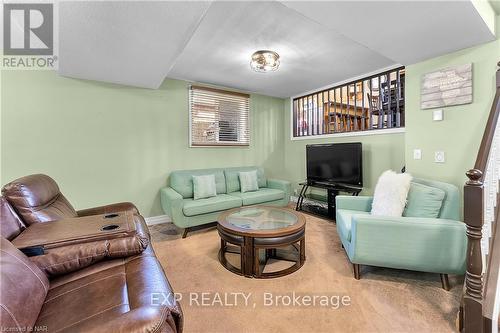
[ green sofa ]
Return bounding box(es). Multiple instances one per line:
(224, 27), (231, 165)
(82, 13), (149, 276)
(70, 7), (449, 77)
(160, 167), (291, 237)
(335, 178), (467, 289)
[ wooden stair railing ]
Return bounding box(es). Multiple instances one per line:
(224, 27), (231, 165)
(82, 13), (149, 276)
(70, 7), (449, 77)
(463, 61), (500, 333)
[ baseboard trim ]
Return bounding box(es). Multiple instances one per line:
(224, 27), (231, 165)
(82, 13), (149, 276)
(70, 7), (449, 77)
(145, 214), (172, 226)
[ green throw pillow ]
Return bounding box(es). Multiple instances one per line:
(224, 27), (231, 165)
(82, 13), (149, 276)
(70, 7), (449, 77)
(192, 174), (217, 200)
(403, 182), (445, 218)
(239, 170), (259, 193)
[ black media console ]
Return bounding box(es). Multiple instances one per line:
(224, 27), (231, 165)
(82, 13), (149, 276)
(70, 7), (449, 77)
(295, 181), (362, 220)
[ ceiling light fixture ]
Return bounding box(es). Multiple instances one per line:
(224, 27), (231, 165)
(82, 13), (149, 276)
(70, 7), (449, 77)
(250, 50), (280, 73)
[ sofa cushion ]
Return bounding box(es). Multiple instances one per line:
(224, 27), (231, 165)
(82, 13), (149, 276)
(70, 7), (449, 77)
(193, 174), (217, 200)
(183, 194), (242, 217)
(412, 178), (460, 220)
(403, 182), (445, 218)
(336, 209), (370, 242)
(224, 167), (266, 193)
(35, 252), (182, 333)
(229, 188), (284, 206)
(170, 168), (226, 199)
(239, 170), (259, 193)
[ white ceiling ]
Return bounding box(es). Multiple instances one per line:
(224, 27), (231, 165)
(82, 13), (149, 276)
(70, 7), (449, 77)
(282, 1), (496, 65)
(167, 1), (395, 98)
(57, 1), (496, 97)
(58, 1), (211, 88)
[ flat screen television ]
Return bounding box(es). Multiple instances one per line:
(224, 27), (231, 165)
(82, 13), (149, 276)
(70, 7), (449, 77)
(306, 143), (362, 187)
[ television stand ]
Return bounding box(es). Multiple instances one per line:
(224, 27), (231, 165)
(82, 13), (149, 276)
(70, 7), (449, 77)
(295, 181), (362, 220)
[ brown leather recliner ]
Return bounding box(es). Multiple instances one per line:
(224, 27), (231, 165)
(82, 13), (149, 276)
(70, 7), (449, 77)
(0, 175), (183, 333)
(0, 237), (178, 333)
(1, 174), (139, 225)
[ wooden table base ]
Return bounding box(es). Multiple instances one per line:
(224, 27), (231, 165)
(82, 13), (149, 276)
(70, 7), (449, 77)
(218, 229), (306, 279)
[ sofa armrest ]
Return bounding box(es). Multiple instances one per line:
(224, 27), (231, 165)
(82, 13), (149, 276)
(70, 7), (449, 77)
(336, 196), (373, 212)
(267, 179), (291, 193)
(77, 202), (139, 217)
(267, 179), (291, 205)
(67, 306), (177, 333)
(349, 215), (467, 274)
(160, 187), (185, 222)
(12, 212), (150, 277)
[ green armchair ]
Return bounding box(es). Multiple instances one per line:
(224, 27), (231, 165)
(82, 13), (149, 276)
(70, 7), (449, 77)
(335, 178), (467, 290)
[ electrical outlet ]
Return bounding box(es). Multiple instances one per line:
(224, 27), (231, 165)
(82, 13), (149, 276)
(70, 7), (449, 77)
(433, 109), (444, 121)
(413, 149), (422, 160)
(434, 151), (445, 163)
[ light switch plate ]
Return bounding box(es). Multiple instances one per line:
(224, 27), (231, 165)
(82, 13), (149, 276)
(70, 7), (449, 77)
(413, 149), (422, 160)
(433, 109), (443, 121)
(434, 151), (445, 163)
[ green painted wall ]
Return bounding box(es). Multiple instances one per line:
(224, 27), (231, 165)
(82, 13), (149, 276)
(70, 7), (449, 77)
(405, 15), (500, 203)
(282, 99), (406, 196)
(283, 14), (500, 206)
(1, 71), (285, 217)
(2, 15), (498, 218)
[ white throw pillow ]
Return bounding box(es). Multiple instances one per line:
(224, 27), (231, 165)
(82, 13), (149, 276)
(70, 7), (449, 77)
(239, 170), (259, 193)
(371, 170), (412, 217)
(192, 174), (217, 200)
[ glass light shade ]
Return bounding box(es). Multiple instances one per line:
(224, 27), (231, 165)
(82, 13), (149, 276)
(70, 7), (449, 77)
(250, 50), (280, 73)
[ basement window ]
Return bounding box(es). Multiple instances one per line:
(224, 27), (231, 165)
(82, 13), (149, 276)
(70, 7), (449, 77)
(189, 85), (250, 147)
(292, 67), (405, 138)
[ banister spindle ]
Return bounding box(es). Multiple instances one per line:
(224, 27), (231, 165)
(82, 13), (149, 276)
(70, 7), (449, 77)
(463, 168), (484, 333)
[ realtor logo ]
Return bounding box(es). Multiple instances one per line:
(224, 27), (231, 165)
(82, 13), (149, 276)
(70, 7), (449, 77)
(3, 3), (53, 55)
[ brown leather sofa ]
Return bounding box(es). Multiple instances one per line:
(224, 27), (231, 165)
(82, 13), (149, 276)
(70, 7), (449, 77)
(0, 174), (183, 333)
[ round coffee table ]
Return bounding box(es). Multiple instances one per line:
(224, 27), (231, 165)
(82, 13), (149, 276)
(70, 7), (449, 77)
(217, 206), (306, 278)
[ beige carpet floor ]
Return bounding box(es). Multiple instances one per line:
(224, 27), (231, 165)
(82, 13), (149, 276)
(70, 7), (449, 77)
(151, 209), (462, 333)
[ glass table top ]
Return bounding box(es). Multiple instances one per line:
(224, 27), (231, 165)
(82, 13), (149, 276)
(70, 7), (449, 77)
(225, 207), (298, 230)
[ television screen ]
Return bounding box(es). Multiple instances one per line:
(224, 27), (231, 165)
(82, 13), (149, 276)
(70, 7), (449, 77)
(306, 143), (362, 187)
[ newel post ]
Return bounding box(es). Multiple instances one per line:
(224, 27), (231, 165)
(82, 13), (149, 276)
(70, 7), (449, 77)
(496, 61), (500, 88)
(463, 169), (484, 333)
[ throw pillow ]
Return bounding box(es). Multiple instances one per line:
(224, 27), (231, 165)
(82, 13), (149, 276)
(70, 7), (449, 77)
(371, 170), (412, 217)
(403, 182), (445, 218)
(192, 174), (217, 200)
(239, 170), (259, 193)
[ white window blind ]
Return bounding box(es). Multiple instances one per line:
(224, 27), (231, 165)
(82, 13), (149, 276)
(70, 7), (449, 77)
(189, 85), (250, 146)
